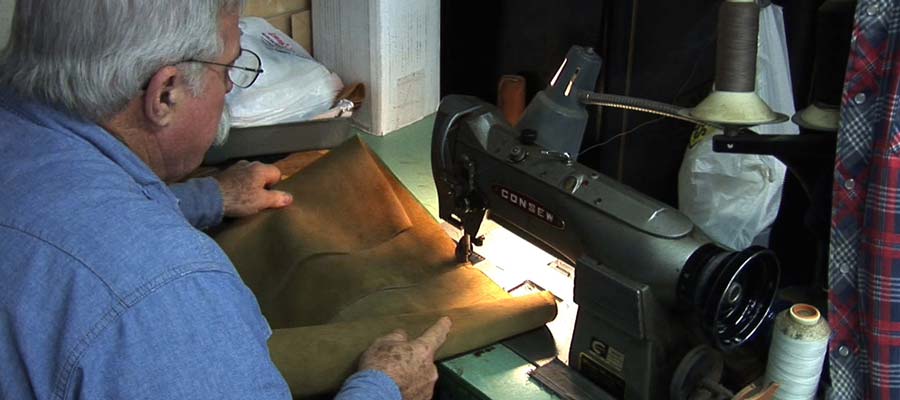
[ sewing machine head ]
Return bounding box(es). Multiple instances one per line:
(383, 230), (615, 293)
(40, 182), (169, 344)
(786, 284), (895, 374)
(431, 95), (780, 399)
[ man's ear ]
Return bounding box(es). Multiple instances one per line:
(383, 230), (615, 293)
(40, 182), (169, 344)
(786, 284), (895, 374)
(142, 66), (182, 128)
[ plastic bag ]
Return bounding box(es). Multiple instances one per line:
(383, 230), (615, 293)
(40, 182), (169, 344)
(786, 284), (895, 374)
(678, 5), (798, 250)
(227, 17), (343, 127)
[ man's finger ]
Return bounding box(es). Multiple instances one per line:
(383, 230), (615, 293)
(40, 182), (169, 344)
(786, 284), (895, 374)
(414, 317), (452, 353)
(257, 164), (283, 186)
(267, 190), (293, 208)
(378, 328), (408, 343)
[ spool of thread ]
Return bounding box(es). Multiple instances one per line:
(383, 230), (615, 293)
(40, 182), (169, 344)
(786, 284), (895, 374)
(763, 303), (831, 400)
(715, 0), (760, 92)
(689, 0), (784, 126)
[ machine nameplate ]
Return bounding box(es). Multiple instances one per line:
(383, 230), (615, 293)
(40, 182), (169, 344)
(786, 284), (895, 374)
(579, 340), (626, 398)
(493, 185), (565, 229)
(590, 340), (625, 374)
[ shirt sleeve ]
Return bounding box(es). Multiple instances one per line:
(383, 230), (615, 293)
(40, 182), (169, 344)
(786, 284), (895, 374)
(71, 270), (291, 400)
(336, 370), (402, 400)
(169, 177), (224, 229)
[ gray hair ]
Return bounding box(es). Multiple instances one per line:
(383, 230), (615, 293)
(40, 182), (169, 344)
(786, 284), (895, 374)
(0, 0), (244, 122)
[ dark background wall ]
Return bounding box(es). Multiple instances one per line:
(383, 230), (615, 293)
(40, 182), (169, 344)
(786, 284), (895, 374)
(441, 0), (831, 288)
(441, 0), (721, 206)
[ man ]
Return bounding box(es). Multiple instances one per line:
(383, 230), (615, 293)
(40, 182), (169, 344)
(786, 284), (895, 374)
(0, 1), (450, 399)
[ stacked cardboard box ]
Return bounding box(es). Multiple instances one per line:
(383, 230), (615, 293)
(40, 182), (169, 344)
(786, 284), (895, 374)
(245, 0), (313, 54)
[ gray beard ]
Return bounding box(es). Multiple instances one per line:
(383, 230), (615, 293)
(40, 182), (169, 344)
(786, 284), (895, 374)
(212, 106), (231, 147)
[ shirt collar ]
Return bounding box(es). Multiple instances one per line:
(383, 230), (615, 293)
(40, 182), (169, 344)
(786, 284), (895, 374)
(0, 87), (179, 204)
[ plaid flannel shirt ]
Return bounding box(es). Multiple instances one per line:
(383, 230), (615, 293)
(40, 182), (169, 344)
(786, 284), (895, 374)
(829, 1), (900, 399)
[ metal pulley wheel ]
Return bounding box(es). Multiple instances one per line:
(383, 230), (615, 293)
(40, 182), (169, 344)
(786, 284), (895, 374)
(670, 345), (731, 400)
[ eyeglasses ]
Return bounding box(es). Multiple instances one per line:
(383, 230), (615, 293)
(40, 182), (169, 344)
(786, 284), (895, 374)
(185, 48), (264, 88)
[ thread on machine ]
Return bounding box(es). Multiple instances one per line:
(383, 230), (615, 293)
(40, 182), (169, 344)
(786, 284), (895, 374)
(763, 303), (830, 400)
(715, 1), (759, 92)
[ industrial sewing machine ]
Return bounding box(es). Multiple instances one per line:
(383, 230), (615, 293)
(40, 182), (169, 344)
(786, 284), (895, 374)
(431, 93), (781, 399)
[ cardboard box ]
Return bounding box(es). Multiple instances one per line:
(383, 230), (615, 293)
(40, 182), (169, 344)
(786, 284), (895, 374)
(244, 0), (310, 19)
(291, 11), (313, 55)
(244, 0), (312, 48)
(312, 0), (440, 135)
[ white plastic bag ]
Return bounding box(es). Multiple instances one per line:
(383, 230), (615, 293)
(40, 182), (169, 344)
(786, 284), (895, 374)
(227, 17), (343, 127)
(678, 5), (798, 250)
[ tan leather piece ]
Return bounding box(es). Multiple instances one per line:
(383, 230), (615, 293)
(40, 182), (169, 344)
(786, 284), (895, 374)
(268, 292), (557, 397)
(214, 138), (412, 298)
(272, 150), (328, 179)
(213, 137), (558, 397)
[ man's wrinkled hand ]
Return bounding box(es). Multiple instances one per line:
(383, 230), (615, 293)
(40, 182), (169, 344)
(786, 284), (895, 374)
(213, 160), (293, 218)
(359, 317), (452, 400)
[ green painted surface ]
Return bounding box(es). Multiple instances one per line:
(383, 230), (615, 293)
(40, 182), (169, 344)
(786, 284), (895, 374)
(358, 115), (439, 219)
(438, 345), (559, 400)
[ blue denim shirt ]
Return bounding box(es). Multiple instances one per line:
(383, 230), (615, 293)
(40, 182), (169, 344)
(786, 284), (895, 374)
(0, 89), (400, 400)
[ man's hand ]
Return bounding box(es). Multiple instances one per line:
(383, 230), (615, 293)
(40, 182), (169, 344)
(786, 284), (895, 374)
(359, 317), (452, 400)
(212, 160), (293, 218)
